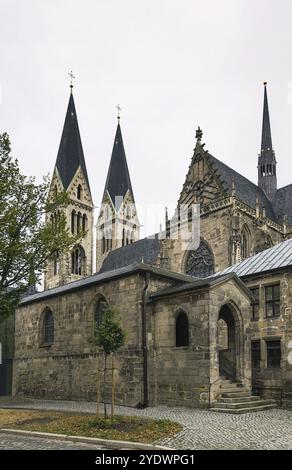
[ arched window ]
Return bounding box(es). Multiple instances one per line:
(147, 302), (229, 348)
(122, 228), (125, 247)
(77, 184), (82, 200)
(102, 236), (106, 254)
(53, 250), (60, 276)
(71, 210), (76, 234)
(94, 297), (108, 327)
(241, 225), (251, 260)
(82, 214), (88, 232)
(77, 212), (82, 233)
(71, 245), (85, 275)
(43, 308), (54, 344)
(185, 240), (214, 278)
(53, 185), (58, 200)
(176, 311), (189, 347)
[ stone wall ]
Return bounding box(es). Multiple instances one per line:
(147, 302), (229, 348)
(147, 278), (252, 408)
(13, 272), (174, 406)
(244, 271), (292, 407)
(0, 313), (15, 395)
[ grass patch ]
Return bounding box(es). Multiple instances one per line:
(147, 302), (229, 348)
(0, 409), (181, 444)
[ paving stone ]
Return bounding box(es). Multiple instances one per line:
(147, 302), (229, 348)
(1, 398), (292, 450)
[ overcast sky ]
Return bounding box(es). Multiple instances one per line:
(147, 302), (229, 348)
(1, 0), (292, 236)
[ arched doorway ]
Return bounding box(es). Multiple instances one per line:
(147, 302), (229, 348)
(217, 304), (242, 380)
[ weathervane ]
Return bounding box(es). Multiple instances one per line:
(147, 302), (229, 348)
(116, 104), (122, 121)
(68, 70), (75, 92)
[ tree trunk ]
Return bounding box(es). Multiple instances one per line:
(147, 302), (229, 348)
(103, 353), (107, 419)
(96, 355), (100, 418)
(111, 355), (115, 421)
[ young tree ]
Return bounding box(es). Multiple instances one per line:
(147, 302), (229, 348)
(95, 305), (126, 420)
(0, 133), (80, 319)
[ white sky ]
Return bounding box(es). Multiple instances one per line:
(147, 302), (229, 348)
(1, 0), (292, 236)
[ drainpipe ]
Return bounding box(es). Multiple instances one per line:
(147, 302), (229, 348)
(141, 272), (150, 407)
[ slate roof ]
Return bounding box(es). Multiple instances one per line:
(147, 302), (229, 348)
(19, 263), (194, 306)
(56, 93), (91, 193)
(148, 273), (253, 301)
(216, 238), (292, 278)
(100, 235), (160, 273)
(207, 153), (278, 222)
(272, 184), (292, 225)
(103, 123), (134, 210)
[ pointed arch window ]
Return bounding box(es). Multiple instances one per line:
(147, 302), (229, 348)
(42, 308), (54, 345)
(241, 225), (251, 260)
(94, 297), (108, 327)
(71, 210), (76, 234)
(82, 214), (88, 232)
(77, 212), (82, 233)
(77, 184), (82, 200)
(176, 311), (189, 347)
(185, 240), (214, 278)
(71, 245), (85, 275)
(53, 250), (60, 276)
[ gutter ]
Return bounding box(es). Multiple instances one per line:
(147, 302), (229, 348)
(141, 271), (150, 407)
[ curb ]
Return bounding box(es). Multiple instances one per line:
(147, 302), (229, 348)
(0, 428), (173, 450)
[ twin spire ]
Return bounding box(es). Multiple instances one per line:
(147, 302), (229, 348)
(55, 83), (134, 210)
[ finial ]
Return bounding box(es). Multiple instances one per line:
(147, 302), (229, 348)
(263, 81), (267, 86)
(116, 104), (122, 122)
(195, 126), (203, 142)
(68, 70), (75, 93)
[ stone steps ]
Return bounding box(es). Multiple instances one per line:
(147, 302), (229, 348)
(210, 376), (276, 414)
(211, 404), (276, 414)
(212, 399), (272, 410)
(219, 395), (261, 403)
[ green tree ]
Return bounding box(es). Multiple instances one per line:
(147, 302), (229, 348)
(0, 132), (79, 319)
(95, 305), (126, 420)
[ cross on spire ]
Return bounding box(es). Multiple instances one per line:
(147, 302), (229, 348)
(116, 104), (122, 121)
(68, 70), (75, 92)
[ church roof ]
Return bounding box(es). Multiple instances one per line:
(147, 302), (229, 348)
(56, 93), (91, 192)
(272, 184), (292, 225)
(99, 235), (160, 273)
(207, 153), (278, 221)
(19, 263), (194, 306)
(217, 238), (292, 278)
(103, 123), (134, 210)
(149, 272), (253, 301)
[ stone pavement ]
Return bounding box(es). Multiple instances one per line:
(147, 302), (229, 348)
(1, 397), (292, 450)
(0, 432), (107, 450)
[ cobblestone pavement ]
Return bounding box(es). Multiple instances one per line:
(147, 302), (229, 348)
(1, 398), (292, 450)
(0, 432), (107, 450)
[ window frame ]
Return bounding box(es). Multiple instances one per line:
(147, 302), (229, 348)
(265, 283), (280, 318)
(266, 339), (281, 369)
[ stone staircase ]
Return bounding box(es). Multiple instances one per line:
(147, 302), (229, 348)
(210, 377), (276, 414)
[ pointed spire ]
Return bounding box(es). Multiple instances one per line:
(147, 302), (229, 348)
(258, 82), (277, 199)
(55, 92), (91, 193)
(261, 82), (273, 153)
(103, 121), (134, 210)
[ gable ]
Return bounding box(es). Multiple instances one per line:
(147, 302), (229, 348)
(179, 149), (226, 206)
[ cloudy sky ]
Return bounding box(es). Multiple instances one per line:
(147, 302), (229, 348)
(1, 0), (292, 236)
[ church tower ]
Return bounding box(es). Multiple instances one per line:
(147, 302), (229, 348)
(96, 115), (139, 272)
(44, 84), (94, 290)
(258, 82), (277, 199)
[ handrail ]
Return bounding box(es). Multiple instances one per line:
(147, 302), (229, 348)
(208, 376), (222, 409)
